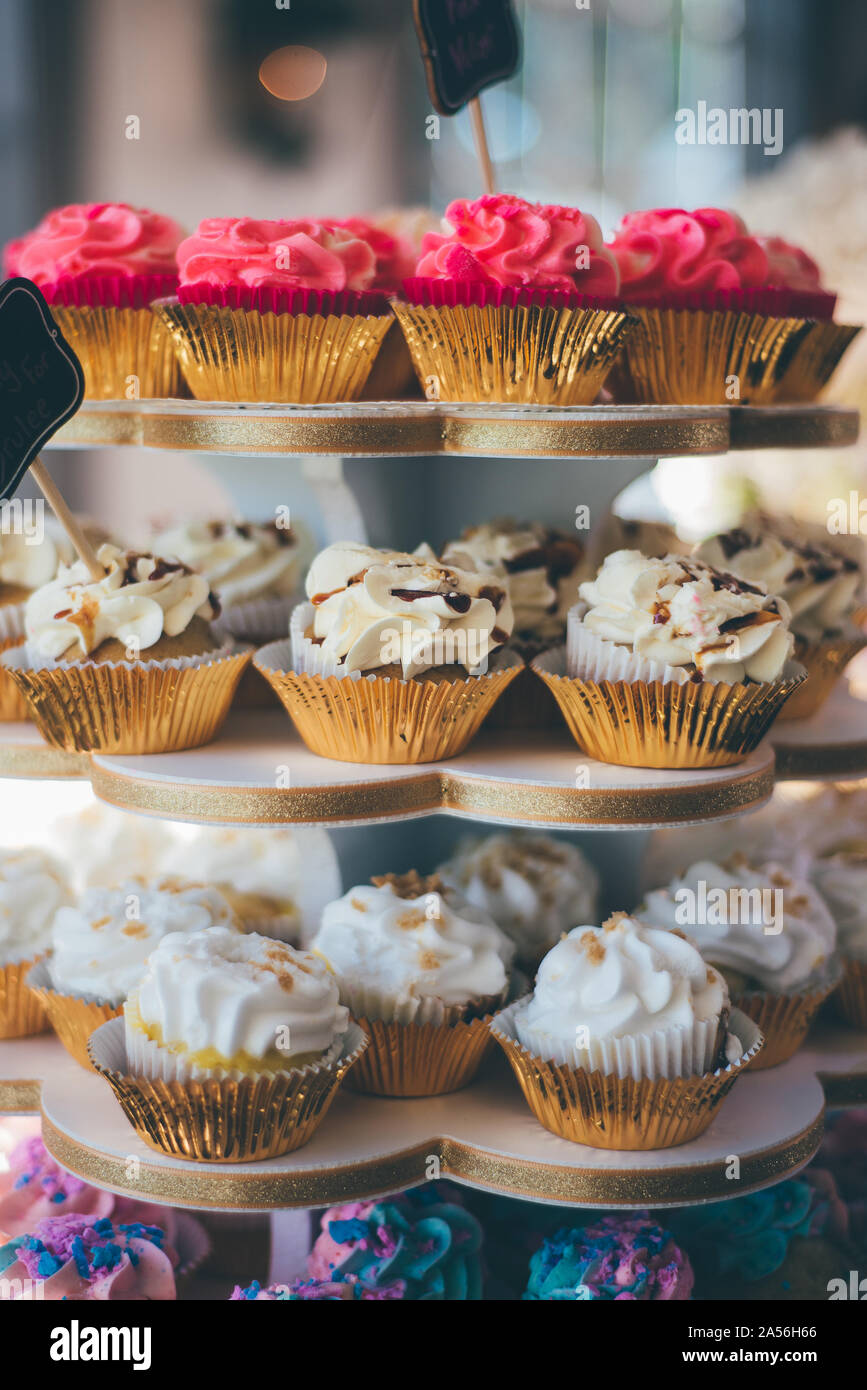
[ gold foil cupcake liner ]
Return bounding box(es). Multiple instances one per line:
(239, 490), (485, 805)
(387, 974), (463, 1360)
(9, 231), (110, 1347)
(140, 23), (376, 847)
(835, 956), (867, 1028)
(532, 648), (804, 769)
(391, 300), (633, 404)
(254, 639), (522, 764)
(732, 959), (843, 1069)
(490, 1005), (763, 1150)
(484, 665), (565, 730)
(776, 631), (867, 720)
(346, 1011), (497, 1097)
(26, 963), (121, 1071)
(50, 304), (183, 400)
(88, 1017), (368, 1162)
(616, 306), (860, 405)
(0, 956), (49, 1039)
(0, 635), (30, 721)
(1, 644), (251, 754)
(157, 300), (393, 403)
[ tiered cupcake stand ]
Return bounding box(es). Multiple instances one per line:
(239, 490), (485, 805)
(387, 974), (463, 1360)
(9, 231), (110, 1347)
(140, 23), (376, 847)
(1, 398), (865, 1219)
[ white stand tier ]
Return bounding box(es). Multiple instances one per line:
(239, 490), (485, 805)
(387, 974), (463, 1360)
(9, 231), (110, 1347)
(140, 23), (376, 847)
(771, 685), (867, 780)
(87, 714), (775, 830)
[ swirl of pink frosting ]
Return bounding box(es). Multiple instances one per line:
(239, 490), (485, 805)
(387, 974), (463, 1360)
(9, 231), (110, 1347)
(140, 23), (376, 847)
(176, 217), (379, 292)
(756, 235), (823, 292)
(330, 217), (416, 290)
(607, 207), (771, 295)
(3, 202), (184, 283)
(414, 194), (620, 295)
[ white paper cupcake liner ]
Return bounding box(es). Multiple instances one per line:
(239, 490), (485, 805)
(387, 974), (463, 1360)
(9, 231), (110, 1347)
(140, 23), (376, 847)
(0, 603), (26, 645)
(508, 994), (733, 1081)
(332, 977), (507, 1027)
(8, 638), (243, 676)
(213, 594), (295, 645)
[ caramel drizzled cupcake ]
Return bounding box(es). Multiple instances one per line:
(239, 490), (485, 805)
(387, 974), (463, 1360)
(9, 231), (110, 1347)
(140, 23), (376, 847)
(1, 543), (251, 752)
(254, 540), (522, 762)
(0, 848), (72, 1038)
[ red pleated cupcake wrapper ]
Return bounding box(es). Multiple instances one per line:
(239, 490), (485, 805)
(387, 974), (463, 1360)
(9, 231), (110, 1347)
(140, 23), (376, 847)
(400, 276), (623, 312)
(624, 286), (837, 321)
(177, 282), (391, 317)
(41, 274), (180, 309)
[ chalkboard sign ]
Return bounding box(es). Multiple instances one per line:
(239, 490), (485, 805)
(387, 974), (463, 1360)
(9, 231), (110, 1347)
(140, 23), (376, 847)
(413, 0), (521, 116)
(0, 278), (85, 502)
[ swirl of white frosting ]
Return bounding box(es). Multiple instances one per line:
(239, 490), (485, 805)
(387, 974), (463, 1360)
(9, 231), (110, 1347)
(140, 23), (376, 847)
(24, 544), (218, 660)
(442, 521), (584, 644)
(578, 549), (793, 682)
(437, 833), (599, 965)
(696, 516), (862, 642)
(517, 914), (727, 1046)
(130, 926), (349, 1061)
(636, 858), (836, 992)
(311, 878), (512, 1009)
(150, 520), (305, 608)
(0, 533), (63, 591)
(0, 848), (72, 964)
(48, 877), (239, 1003)
(811, 850), (867, 962)
(304, 541), (514, 678)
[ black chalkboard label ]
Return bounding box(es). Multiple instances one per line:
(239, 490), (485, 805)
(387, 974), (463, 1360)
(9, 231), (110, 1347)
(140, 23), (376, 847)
(413, 0), (521, 116)
(0, 278), (85, 502)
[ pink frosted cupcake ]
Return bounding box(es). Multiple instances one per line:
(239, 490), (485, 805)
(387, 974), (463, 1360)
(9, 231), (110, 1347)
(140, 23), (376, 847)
(0, 1214), (178, 1300)
(606, 207), (859, 403)
(3, 202), (185, 399)
(331, 215), (419, 400)
(392, 193), (630, 403)
(159, 216), (394, 402)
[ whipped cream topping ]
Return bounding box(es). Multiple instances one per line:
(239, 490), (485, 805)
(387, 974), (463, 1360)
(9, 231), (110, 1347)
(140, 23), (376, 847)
(695, 516), (862, 642)
(578, 549), (794, 682)
(519, 915), (728, 1046)
(636, 857), (836, 992)
(311, 876), (512, 1008)
(48, 877), (239, 1003)
(305, 541), (514, 678)
(130, 926), (349, 1062)
(0, 534), (62, 592)
(442, 522), (584, 644)
(811, 850), (867, 962)
(437, 833), (599, 964)
(24, 543), (218, 659)
(0, 848), (72, 964)
(150, 520), (305, 609)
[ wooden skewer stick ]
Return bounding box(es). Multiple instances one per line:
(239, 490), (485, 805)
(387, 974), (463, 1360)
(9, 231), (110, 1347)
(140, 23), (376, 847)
(468, 96), (496, 195)
(29, 456), (104, 581)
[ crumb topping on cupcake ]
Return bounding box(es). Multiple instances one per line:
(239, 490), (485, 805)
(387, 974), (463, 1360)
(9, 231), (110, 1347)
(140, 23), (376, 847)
(0, 1213), (177, 1301)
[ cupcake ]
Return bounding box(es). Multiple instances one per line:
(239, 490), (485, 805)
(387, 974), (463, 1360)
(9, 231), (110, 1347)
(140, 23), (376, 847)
(635, 855), (840, 1067)
(0, 1214), (178, 1300)
(255, 540), (521, 763)
(27, 876), (239, 1069)
(49, 801), (177, 891)
(393, 193), (630, 403)
(524, 1215), (694, 1300)
(673, 1171), (853, 1300)
(1, 543), (251, 753)
(0, 847), (71, 1038)
(149, 518), (310, 644)
(230, 1275), (400, 1300)
(533, 549), (803, 768)
(3, 202), (185, 399)
(696, 514), (866, 719)
(436, 832), (600, 972)
(811, 843), (867, 1027)
(308, 1194), (483, 1299)
(158, 216), (393, 402)
(89, 926), (365, 1161)
(605, 206), (859, 403)
(310, 870), (513, 1096)
(490, 913), (761, 1149)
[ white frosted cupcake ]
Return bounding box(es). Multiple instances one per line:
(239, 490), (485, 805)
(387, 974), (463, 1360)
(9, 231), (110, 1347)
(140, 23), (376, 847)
(254, 541), (521, 763)
(88, 926), (365, 1161)
(490, 913), (760, 1149)
(310, 870), (513, 1095)
(811, 842), (867, 1027)
(0, 848), (72, 1038)
(533, 549), (803, 767)
(49, 801), (177, 891)
(436, 832), (599, 971)
(163, 825), (341, 944)
(150, 519), (310, 643)
(696, 514), (865, 718)
(1, 544), (250, 753)
(635, 856), (840, 1066)
(28, 877), (239, 1069)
